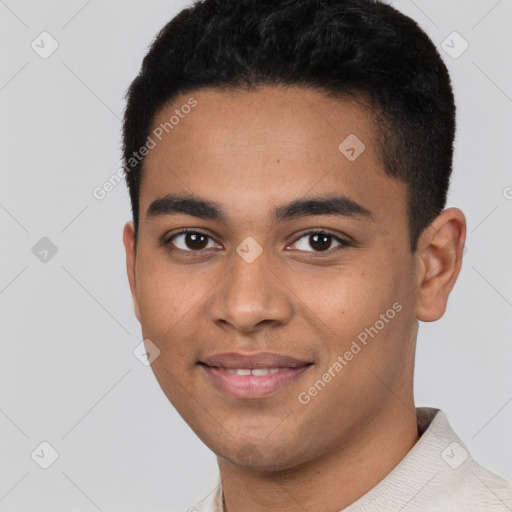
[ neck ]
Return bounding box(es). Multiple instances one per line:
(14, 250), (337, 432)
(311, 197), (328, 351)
(217, 401), (420, 512)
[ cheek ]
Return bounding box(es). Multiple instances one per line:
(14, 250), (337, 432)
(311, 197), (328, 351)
(134, 259), (197, 361)
(303, 254), (409, 354)
(136, 248), (196, 323)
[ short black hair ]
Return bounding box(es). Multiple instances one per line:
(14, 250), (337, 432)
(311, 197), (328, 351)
(122, 0), (455, 252)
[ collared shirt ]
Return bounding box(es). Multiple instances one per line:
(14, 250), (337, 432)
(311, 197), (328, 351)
(190, 407), (512, 511)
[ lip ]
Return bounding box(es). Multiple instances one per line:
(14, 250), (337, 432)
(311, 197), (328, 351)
(199, 352), (313, 399)
(200, 351), (311, 369)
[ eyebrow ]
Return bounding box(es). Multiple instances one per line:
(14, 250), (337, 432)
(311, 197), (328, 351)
(146, 193), (374, 225)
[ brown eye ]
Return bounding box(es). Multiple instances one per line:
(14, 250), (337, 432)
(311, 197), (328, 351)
(292, 231), (350, 253)
(308, 233), (333, 251)
(167, 231), (217, 251)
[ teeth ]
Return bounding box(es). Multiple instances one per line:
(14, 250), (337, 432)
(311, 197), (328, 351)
(225, 368), (281, 376)
(226, 368), (251, 375)
(252, 368), (279, 376)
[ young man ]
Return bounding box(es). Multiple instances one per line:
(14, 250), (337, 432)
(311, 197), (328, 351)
(121, 0), (512, 510)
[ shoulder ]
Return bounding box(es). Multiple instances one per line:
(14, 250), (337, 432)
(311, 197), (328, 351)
(414, 408), (512, 511)
(428, 458), (512, 512)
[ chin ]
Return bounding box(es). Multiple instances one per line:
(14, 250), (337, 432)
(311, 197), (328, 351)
(217, 440), (306, 473)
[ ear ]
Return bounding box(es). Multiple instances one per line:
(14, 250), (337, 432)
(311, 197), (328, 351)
(123, 221), (141, 322)
(414, 207), (466, 322)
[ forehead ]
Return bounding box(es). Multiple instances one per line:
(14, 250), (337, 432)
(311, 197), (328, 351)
(149, 86), (377, 158)
(139, 86), (407, 228)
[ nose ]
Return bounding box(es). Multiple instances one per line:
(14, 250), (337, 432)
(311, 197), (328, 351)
(208, 247), (294, 334)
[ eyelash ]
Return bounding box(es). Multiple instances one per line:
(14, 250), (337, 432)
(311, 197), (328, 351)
(162, 228), (352, 256)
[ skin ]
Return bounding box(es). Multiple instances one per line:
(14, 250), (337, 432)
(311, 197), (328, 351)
(123, 85), (466, 512)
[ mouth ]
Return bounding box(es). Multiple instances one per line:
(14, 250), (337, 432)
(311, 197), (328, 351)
(198, 352), (314, 399)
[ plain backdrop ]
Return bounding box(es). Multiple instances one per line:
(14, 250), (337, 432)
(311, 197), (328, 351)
(0, 1), (511, 510)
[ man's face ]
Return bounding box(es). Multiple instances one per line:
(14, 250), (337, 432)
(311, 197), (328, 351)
(124, 86), (421, 470)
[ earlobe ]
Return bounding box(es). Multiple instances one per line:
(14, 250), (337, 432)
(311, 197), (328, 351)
(122, 221), (141, 322)
(414, 208), (466, 322)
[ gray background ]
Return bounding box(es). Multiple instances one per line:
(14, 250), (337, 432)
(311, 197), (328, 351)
(0, 0), (511, 510)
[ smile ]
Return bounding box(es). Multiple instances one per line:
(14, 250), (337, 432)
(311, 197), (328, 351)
(198, 352), (313, 398)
